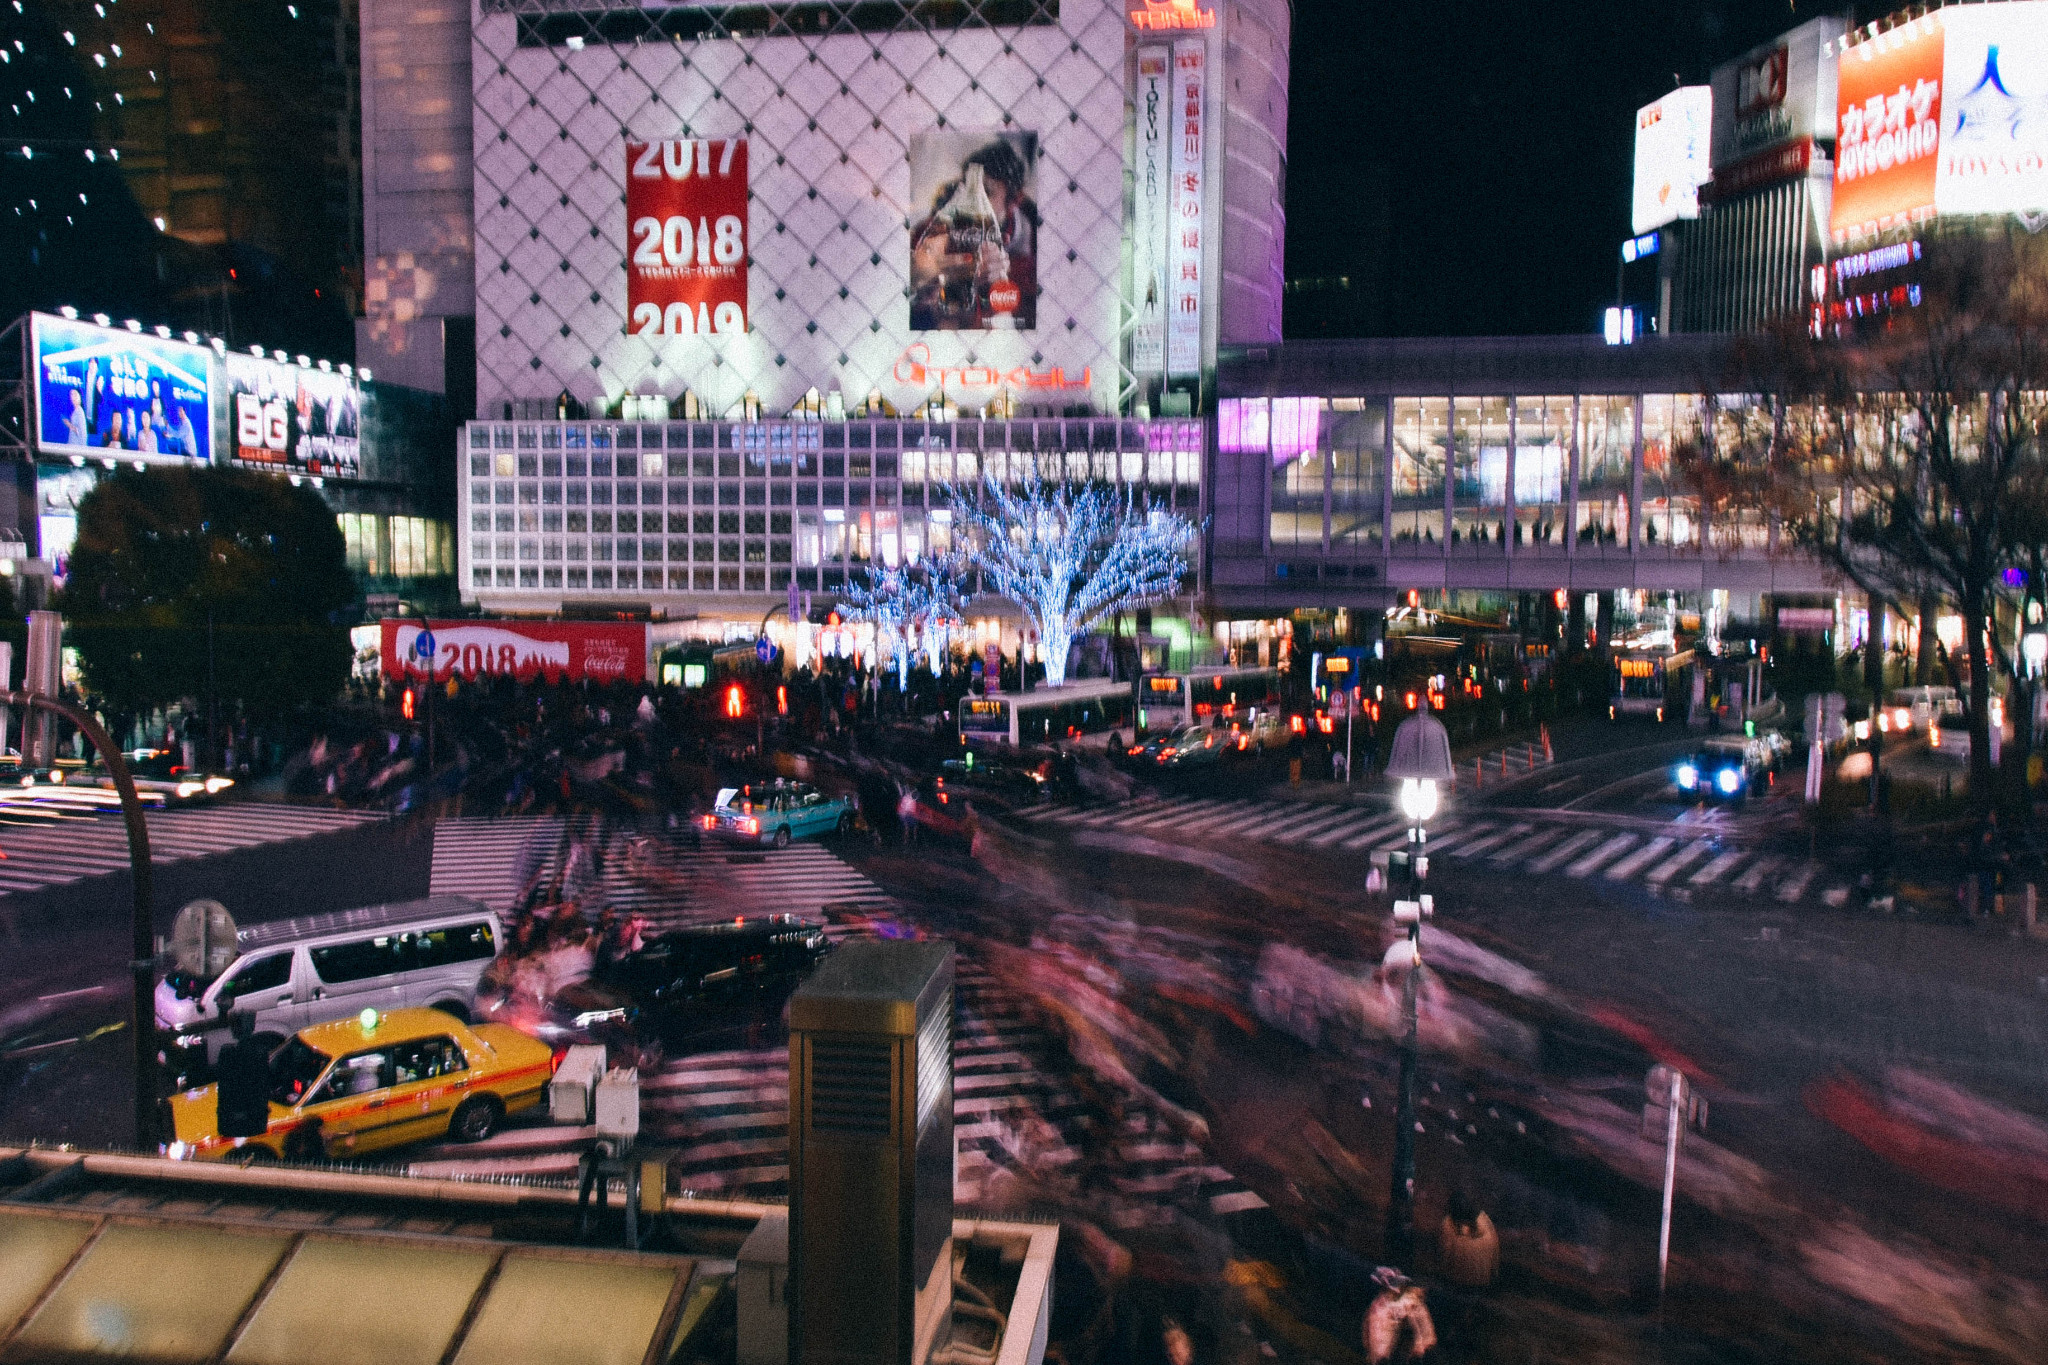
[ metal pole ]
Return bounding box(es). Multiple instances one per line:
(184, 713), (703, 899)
(1346, 700), (1354, 784)
(1, 690), (154, 1148)
(1657, 1069), (1682, 1305)
(1388, 823), (1422, 1268)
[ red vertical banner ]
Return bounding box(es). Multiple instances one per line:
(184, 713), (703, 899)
(625, 138), (749, 337)
(1166, 40), (1206, 378)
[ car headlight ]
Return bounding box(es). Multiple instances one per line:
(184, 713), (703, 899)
(172, 1032), (207, 1049)
(1716, 768), (1742, 794)
(573, 1008), (628, 1028)
(1676, 763), (1698, 790)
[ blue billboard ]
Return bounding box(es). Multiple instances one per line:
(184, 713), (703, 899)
(32, 313), (213, 462)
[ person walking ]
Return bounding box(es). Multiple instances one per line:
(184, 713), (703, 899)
(1364, 1267), (1436, 1363)
(1437, 1188), (1499, 1289)
(214, 1013), (273, 1152)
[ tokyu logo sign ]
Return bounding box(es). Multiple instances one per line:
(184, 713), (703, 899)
(1129, 0), (1214, 29)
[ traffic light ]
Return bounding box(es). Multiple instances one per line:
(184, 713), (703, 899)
(724, 684), (745, 719)
(401, 688), (416, 721)
(777, 685), (789, 716)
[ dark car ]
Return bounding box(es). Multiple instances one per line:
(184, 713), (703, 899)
(598, 914), (832, 1048)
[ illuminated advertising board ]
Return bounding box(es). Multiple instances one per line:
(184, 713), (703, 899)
(1131, 47), (1170, 379)
(626, 137), (749, 337)
(908, 130), (1040, 332)
(381, 618), (647, 684)
(1831, 18), (1945, 240)
(224, 353), (361, 478)
(1166, 39), (1207, 378)
(1632, 86), (1713, 234)
(30, 313), (212, 463)
(1935, 2), (2048, 220)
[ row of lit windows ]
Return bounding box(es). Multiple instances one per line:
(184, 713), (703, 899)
(340, 514), (454, 579)
(467, 419), (1202, 456)
(474, 567), (857, 593)
(466, 449), (1203, 488)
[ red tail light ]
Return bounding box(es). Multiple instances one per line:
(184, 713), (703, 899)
(550, 1047), (569, 1074)
(701, 814), (717, 830)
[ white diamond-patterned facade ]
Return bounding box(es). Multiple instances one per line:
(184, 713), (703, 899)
(463, 0), (1286, 419)
(370, 0), (1288, 611)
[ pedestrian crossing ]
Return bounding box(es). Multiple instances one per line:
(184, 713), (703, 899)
(1019, 794), (1855, 907)
(428, 815), (898, 931)
(0, 803), (386, 896)
(403, 896), (1266, 1217)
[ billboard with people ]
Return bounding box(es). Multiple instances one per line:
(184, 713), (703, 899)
(31, 313), (213, 463)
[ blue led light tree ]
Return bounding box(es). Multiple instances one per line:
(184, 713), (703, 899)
(950, 475), (1196, 688)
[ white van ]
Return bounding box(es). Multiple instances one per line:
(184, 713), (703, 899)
(155, 895), (502, 1063)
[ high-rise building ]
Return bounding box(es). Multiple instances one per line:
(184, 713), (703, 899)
(372, 0), (1293, 616)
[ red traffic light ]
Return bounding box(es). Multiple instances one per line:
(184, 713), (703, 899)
(724, 684), (745, 719)
(401, 688), (416, 721)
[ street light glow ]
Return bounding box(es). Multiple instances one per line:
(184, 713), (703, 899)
(1398, 777), (1439, 823)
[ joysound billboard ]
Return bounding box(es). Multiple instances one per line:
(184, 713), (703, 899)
(1831, 2), (2048, 242)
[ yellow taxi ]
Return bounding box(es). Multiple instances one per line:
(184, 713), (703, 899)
(165, 1006), (556, 1163)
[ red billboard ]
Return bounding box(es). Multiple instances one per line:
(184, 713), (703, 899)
(381, 619), (648, 684)
(1831, 24), (1944, 242)
(626, 137), (748, 337)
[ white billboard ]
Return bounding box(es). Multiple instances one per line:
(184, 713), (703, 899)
(1709, 15), (1843, 197)
(1936, 1), (2048, 220)
(1632, 86), (1713, 234)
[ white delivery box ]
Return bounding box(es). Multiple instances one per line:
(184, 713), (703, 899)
(548, 1044), (607, 1124)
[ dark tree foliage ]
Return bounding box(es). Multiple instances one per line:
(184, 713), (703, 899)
(57, 467), (355, 720)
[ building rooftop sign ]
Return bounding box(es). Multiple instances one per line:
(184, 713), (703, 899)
(1130, 0), (1215, 30)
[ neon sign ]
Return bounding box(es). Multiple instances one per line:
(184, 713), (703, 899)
(891, 343), (1091, 393)
(1129, 0), (1215, 30)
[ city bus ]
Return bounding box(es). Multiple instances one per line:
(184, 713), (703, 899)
(958, 677), (1135, 748)
(1609, 647), (1695, 722)
(1133, 667), (1283, 732)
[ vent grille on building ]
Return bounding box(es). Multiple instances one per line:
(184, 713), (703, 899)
(808, 1036), (894, 1137)
(915, 986), (952, 1132)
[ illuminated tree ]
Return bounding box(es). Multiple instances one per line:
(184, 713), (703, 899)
(839, 551), (969, 685)
(951, 476), (1196, 688)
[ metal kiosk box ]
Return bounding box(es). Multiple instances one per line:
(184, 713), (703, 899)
(787, 939), (955, 1365)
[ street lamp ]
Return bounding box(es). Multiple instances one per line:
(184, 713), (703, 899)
(1380, 707), (1455, 1269)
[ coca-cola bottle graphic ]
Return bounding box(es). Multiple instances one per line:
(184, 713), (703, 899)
(947, 164), (1008, 327)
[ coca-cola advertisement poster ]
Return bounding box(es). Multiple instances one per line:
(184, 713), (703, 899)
(625, 137), (749, 338)
(380, 619), (648, 685)
(908, 130), (1039, 331)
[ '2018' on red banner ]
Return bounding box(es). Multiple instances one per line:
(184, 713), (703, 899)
(627, 138), (748, 337)
(380, 619), (647, 684)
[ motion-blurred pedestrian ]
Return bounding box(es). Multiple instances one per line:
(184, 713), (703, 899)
(1364, 1267), (1435, 1363)
(1438, 1187), (1499, 1288)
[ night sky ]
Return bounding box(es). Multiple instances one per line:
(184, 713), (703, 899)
(1284, 0), (1846, 338)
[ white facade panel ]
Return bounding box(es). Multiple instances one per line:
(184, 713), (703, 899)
(470, 2), (1133, 420)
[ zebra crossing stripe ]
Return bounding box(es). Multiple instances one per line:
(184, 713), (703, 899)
(1336, 813), (1410, 850)
(1526, 829), (1604, 873)
(1604, 836), (1674, 880)
(1688, 849), (1747, 885)
(1775, 861), (1820, 902)
(1733, 855), (1784, 894)
(1566, 833), (1639, 878)
(1428, 823), (1498, 857)
(1305, 807), (1398, 847)
(1260, 804), (1367, 841)
(0, 805), (385, 897)
(1120, 799), (1218, 831)
(1449, 823), (1532, 858)
(1489, 827), (1560, 865)
(1172, 800), (1267, 835)
(1646, 841), (1713, 884)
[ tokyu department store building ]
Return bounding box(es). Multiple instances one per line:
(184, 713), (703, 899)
(431, 0), (1290, 618)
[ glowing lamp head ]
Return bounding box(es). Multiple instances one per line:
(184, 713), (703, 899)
(1398, 777), (1439, 823)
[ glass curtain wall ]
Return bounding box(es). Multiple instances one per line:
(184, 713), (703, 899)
(1640, 394), (1702, 551)
(1708, 396), (1774, 553)
(1327, 398), (1385, 554)
(1575, 395), (1634, 549)
(1451, 397), (1509, 553)
(1392, 398), (1448, 548)
(1266, 397), (1325, 549)
(1513, 396), (1569, 550)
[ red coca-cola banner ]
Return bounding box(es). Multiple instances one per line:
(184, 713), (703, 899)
(381, 619), (647, 684)
(626, 137), (748, 338)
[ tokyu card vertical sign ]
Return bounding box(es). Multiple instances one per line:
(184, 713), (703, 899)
(1166, 40), (1207, 378)
(1132, 47), (1170, 380)
(626, 137), (749, 336)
